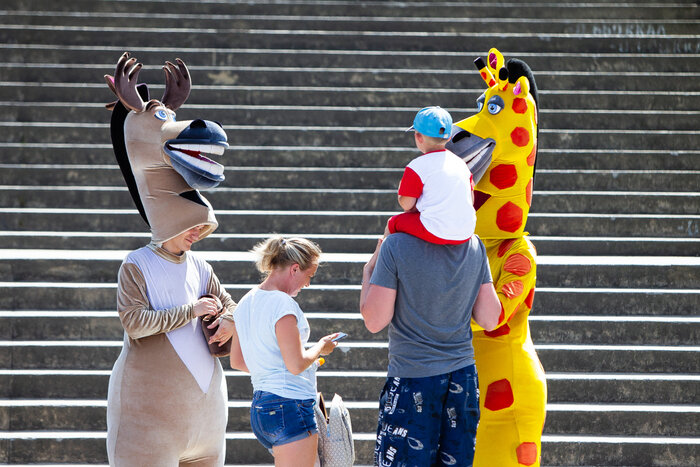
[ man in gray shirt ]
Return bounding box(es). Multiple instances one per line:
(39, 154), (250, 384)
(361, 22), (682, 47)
(360, 234), (500, 466)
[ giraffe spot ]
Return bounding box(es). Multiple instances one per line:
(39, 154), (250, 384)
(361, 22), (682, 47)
(473, 190), (491, 211)
(504, 253), (532, 276)
(511, 127), (530, 147)
(490, 164), (518, 189)
(502, 280), (524, 299)
(527, 142), (537, 166)
(512, 98), (528, 114)
(488, 79), (496, 87)
(526, 178), (533, 206)
(525, 288), (535, 309)
(484, 379), (514, 411)
(516, 442), (538, 466)
(480, 71), (488, 81)
(496, 201), (523, 232)
(498, 303), (505, 323)
(497, 238), (517, 257)
(484, 323), (510, 337)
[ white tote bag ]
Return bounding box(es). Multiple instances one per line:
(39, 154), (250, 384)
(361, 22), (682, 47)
(315, 392), (355, 467)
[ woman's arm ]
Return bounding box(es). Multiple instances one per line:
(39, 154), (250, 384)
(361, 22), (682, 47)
(276, 315), (337, 375)
(227, 321), (249, 372)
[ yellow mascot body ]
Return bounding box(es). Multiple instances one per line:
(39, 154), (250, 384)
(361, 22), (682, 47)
(449, 48), (547, 466)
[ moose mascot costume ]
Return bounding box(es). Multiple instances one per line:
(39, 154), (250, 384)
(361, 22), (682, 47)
(104, 52), (235, 466)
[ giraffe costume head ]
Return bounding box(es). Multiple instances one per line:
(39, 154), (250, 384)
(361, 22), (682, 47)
(447, 47), (539, 239)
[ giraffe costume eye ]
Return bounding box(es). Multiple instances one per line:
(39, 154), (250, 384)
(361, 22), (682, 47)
(486, 96), (505, 115)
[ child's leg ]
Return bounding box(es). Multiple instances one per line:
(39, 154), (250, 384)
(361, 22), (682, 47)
(387, 212), (468, 245)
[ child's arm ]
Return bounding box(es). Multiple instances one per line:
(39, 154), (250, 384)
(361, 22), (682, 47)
(398, 195), (417, 212)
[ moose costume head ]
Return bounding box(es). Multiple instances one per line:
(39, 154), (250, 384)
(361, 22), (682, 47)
(105, 52), (228, 244)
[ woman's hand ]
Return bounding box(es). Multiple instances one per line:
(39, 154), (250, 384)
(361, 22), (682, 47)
(318, 334), (340, 356)
(193, 296), (220, 317)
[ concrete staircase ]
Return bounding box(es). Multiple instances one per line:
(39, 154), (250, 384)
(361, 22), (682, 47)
(1, 0), (698, 465)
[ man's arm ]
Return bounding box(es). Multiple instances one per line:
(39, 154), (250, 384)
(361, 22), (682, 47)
(472, 282), (501, 331)
(359, 239), (397, 333)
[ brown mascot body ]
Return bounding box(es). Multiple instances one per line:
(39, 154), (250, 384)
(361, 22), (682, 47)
(104, 53), (234, 466)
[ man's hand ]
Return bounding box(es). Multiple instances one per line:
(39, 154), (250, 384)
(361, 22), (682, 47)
(193, 296), (219, 317)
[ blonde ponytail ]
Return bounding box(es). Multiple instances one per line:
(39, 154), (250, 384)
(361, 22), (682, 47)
(252, 235), (322, 276)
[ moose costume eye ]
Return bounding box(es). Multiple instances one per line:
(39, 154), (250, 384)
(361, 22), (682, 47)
(154, 109), (170, 121)
(487, 95), (505, 115)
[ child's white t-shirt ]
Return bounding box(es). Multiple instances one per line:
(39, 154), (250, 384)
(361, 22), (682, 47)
(398, 149), (476, 241)
(234, 286), (316, 400)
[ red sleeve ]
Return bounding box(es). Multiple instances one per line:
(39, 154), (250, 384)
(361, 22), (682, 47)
(398, 166), (423, 198)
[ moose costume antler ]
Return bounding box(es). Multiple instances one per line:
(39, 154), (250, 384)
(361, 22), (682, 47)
(105, 52), (228, 244)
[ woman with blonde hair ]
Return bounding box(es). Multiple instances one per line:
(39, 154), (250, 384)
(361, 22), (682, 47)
(227, 236), (340, 466)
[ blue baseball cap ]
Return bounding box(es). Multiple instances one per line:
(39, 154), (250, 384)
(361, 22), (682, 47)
(406, 106), (453, 139)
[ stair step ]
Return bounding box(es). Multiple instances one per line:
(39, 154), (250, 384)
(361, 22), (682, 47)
(1, 251), (699, 288)
(2, 341), (698, 373)
(3, 311), (696, 346)
(2, 231), (699, 256)
(2, 209), (699, 238)
(2, 123), (697, 151)
(2, 186), (698, 215)
(3, 370), (698, 404)
(2, 283), (698, 316)
(6, 45), (700, 73)
(3, 82), (699, 111)
(1, 25), (695, 55)
(0, 430), (697, 465)
(3, 166), (699, 192)
(4, 65), (699, 95)
(1, 145), (697, 171)
(2, 400), (697, 437)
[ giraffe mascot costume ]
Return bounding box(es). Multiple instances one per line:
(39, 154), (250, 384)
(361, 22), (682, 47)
(447, 48), (546, 466)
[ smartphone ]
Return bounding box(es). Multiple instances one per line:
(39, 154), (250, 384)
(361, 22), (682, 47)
(332, 332), (348, 342)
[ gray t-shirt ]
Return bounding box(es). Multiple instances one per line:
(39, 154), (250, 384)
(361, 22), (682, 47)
(370, 233), (493, 378)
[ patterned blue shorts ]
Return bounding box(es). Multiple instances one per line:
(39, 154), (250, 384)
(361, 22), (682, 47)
(250, 390), (318, 450)
(374, 365), (480, 467)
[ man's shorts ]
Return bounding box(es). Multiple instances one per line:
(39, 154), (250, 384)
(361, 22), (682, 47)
(250, 390), (318, 450)
(374, 364), (480, 467)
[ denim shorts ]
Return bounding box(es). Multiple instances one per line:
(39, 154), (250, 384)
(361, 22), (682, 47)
(250, 390), (318, 450)
(374, 364), (480, 467)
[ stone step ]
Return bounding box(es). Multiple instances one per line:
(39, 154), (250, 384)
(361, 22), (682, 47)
(2, 284), (698, 317)
(1, 209), (698, 238)
(6, 45), (700, 73)
(3, 167), (699, 193)
(2, 312), (697, 346)
(2, 400), (697, 437)
(3, 64), (699, 95)
(4, 10), (698, 35)
(2, 124), (697, 151)
(2, 430), (697, 465)
(1, 26), (696, 55)
(4, 102), (698, 131)
(2, 0), (696, 19)
(2, 370), (698, 405)
(3, 231), (699, 256)
(2, 252), (700, 288)
(1, 145), (697, 171)
(3, 341), (698, 373)
(3, 186), (698, 215)
(3, 83), (699, 112)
